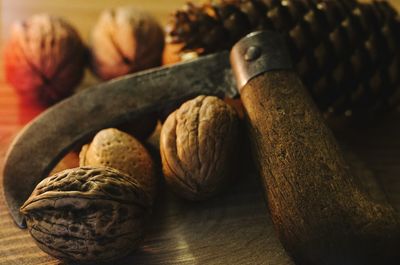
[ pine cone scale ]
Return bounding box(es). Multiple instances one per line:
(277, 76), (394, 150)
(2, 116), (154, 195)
(168, 0), (400, 119)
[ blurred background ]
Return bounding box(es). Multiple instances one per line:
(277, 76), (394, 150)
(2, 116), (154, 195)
(1, 0), (400, 128)
(0, 0), (400, 125)
(0, 0), (199, 129)
(1, 0), (198, 42)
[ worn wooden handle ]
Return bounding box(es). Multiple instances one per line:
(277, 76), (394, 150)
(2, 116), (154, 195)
(240, 70), (400, 265)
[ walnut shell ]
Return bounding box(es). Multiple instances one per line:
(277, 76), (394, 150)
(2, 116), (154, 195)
(80, 128), (157, 200)
(4, 14), (86, 106)
(160, 95), (240, 200)
(90, 6), (164, 80)
(20, 167), (151, 263)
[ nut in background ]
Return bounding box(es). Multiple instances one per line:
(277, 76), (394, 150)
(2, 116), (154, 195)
(89, 6), (165, 80)
(3, 14), (87, 106)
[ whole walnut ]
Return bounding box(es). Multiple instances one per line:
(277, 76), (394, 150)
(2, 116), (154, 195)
(80, 128), (157, 201)
(4, 14), (87, 106)
(90, 6), (164, 80)
(160, 95), (240, 200)
(20, 167), (151, 263)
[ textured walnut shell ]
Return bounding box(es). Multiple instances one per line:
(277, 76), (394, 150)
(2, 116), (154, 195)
(160, 95), (240, 200)
(20, 167), (151, 263)
(4, 14), (86, 106)
(80, 128), (157, 200)
(90, 6), (164, 80)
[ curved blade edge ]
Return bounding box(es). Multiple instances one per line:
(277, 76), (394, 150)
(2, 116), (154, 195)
(3, 51), (234, 228)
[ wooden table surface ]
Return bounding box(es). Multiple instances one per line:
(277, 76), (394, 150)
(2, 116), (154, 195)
(1, 1), (400, 264)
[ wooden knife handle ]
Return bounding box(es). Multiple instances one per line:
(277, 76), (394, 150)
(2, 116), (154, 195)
(232, 32), (400, 265)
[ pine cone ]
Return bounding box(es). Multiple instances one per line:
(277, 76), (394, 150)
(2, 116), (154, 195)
(167, 0), (400, 120)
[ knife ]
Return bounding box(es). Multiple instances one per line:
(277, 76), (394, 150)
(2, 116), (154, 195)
(2, 30), (286, 228)
(3, 31), (399, 265)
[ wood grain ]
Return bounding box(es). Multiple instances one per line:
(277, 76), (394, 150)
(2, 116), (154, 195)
(1, 126), (397, 265)
(1, 1), (400, 265)
(241, 70), (400, 264)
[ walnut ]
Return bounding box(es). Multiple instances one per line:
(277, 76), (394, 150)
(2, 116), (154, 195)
(80, 128), (157, 201)
(160, 95), (240, 200)
(90, 6), (164, 80)
(4, 14), (87, 106)
(20, 167), (151, 263)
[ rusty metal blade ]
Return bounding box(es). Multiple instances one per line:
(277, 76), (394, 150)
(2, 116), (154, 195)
(3, 51), (235, 228)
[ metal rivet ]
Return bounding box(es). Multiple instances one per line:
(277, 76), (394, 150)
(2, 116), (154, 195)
(244, 46), (261, 61)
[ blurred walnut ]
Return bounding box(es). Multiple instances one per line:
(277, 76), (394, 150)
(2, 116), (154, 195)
(4, 14), (87, 106)
(80, 128), (157, 200)
(20, 167), (151, 263)
(160, 95), (240, 200)
(90, 6), (164, 80)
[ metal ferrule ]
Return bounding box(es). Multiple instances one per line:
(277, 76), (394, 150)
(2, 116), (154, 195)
(230, 31), (293, 92)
